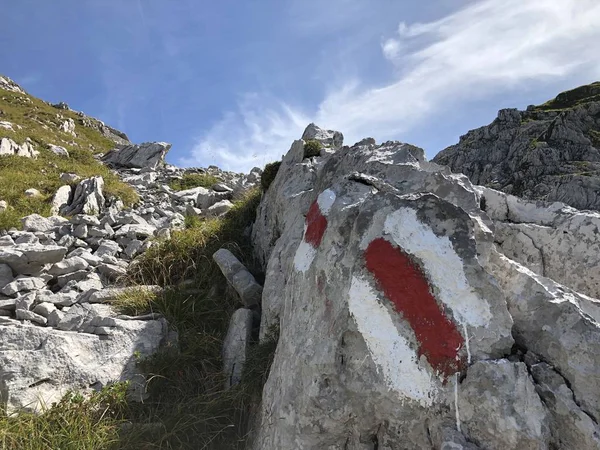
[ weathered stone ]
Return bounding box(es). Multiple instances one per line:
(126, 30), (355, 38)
(0, 318), (169, 413)
(301, 123), (344, 150)
(0, 137), (39, 158)
(213, 249), (263, 308)
(222, 308), (253, 389)
(2, 277), (46, 296)
(33, 302), (57, 318)
(15, 309), (47, 325)
(24, 188), (41, 198)
(206, 199), (233, 217)
(50, 185), (73, 215)
(94, 240), (121, 258)
(60, 176), (105, 216)
(433, 83), (600, 211)
(49, 256), (89, 276)
(0, 244), (67, 275)
(47, 144), (69, 157)
(102, 142), (171, 169)
(0, 263), (14, 287)
(459, 361), (550, 449)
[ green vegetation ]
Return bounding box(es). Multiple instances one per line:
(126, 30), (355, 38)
(535, 82), (600, 111)
(168, 173), (220, 191)
(303, 139), (322, 158)
(0, 383), (128, 450)
(260, 161), (281, 191)
(0, 87), (138, 229)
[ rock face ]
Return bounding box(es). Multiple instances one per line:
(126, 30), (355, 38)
(250, 124), (600, 449)
(102, 142), (171, 169)
(433, 82), (600, 211)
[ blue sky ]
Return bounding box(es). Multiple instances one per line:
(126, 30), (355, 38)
(2, 0), (600, 172)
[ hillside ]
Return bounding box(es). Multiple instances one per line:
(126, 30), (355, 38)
(433, 82), (600, 210)
(0, 75), (137, 229)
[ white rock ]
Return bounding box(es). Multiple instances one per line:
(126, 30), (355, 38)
(48, 144), (69, 157)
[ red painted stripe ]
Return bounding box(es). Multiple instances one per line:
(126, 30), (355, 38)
(365, 238), (465, 379)
(305, 200), (327, 248)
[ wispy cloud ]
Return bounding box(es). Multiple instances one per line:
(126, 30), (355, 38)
(181, 93), (310, 172)
(186, 0), (600, 171)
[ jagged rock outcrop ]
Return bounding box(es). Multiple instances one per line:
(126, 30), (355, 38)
(433, 82), (600, 211)
(0, 137), (39, 158)
(102, 142), (172, 169)
(250, 124), (600, 449)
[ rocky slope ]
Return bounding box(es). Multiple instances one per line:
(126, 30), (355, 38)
(247, 125), (600, 449)
(0, 76), (262, 414)
(433, 82), (600, 210)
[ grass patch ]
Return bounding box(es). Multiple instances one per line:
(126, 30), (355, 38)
(109, 187), (275, 449)
(168, 173), (220, 191)
(534, 82), (600, 111)
(0, 86), (138, 230)
(303, 139), (322, 158)
(0, 383), (128, 450)
(260, 161), (281, 191)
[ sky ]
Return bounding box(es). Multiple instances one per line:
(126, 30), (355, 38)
(2, 0), (600, 172)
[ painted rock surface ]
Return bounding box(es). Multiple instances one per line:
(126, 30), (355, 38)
(250, 125), (600, 450)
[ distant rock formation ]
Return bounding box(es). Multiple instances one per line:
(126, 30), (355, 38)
(433, 82), (600, 211)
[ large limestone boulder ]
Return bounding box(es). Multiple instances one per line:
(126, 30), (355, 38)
(0, 137), (38, 158)
(0, 318), (170, 413)
(102, 142), (171, 169)
(249, 126), (600, 449)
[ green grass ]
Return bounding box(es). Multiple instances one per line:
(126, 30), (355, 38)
(0, 87), (138, 229)
(0, 384), (129, 450)
(534, 82), (600, 111)
(168, 173), (220, 191)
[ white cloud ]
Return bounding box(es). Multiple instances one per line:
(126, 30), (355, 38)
(180, 93), (310, 173)
(185, 0), (600, 172)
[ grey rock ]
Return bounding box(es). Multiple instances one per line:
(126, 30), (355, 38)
(15, 309), (47, 325)
(24, 188), (41, 198)
(0, 317), (169, 413)
(301, 122), (344, 150)
(49, 256), (89, 276)
(60, 176), (105, 216)
(94, 240), (121, 258)
(213, 249), (263, 308)
(33, 302), (57, 318)
(0, 263), (14, 287)
(57, 270), (91, 288)
(97, 263), (126, 281)
(206, 199), (233, 217)
(21, 214), (66, 232)
(222, 309), (253, 389)
(0, 235), (15, 246)
(60, 172), (80, 183)
(0, 244), (67, 275)
(102, 142), (171, 169)
(73, 223), (88, 239)
(0, 137), (39, 158)
(50, 185), (73, 216)
(47, 144), (69, 157)
(459, 361), (550, 449)
(2, 277), (46, 296)
(433, 83), (600, 211)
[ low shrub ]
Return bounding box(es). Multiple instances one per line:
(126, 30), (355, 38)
(303, 139), (322, 158)
(260, 161), (281, 191)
